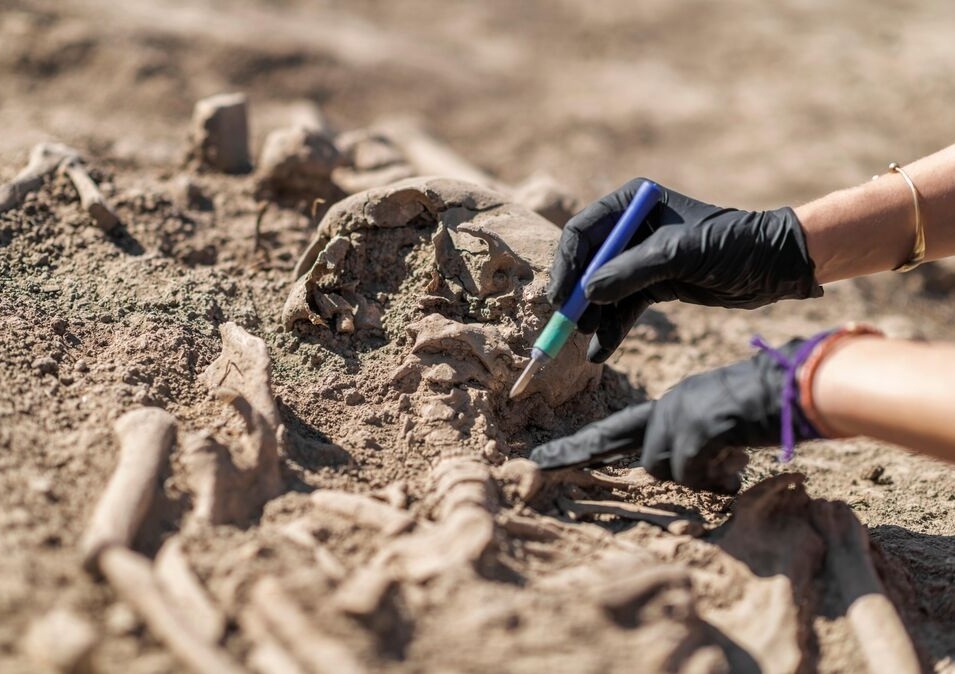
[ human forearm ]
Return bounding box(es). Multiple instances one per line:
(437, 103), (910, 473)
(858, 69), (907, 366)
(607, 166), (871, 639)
(796, 144), (955, 283)
(812, 336), (955, 463)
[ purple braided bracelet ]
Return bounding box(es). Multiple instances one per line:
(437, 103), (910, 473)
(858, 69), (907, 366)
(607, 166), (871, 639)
(750, 331), (832, 462)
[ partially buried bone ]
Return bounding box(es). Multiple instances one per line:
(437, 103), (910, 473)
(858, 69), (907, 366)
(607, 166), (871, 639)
(331, 128), (414, 194)
(80, 409), (245, 674)
(99, 547), (246, 674)
(373, 117), (504, 192)
(694, 474), (825, 674)
(185, 322), (284, 525)
(310, 490), (415, 537)
(374, 457), (496, 581)
(256, 125), (343, 201)
(60, 156), (120, 231)
(155, 536), (227, 645)
(372, 117), (579, 224)
(558, 495), (704, 537)
(80, 408), (177, 571)
(809, 500), (921, 674)
(0, 143), (78, 214)
(248, 576), (366, 674)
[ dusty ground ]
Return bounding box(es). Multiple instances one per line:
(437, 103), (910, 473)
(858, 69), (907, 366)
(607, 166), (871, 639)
(2, 1), (955, 673)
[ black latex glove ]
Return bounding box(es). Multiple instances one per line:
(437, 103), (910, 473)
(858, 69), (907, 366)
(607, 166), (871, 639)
(548, 178), (823, 363)
(529, 338), (815, 494)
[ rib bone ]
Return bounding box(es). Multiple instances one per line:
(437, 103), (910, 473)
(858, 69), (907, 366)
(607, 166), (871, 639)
(557, 496), (704, 537)
(99, 547), (246, 674)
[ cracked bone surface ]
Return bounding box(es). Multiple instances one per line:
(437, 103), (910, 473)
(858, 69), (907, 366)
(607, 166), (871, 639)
(185, 322), (284, 525)
(285, 177), (601, 441)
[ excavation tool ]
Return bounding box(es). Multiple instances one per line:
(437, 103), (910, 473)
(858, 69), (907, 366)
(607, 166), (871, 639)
(509, 180), (663, 399)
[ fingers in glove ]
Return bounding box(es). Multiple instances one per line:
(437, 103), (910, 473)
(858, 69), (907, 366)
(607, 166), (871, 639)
(585, 226), (695, 304)
(586, 293), (652, 363)
(547, 205), (619, 306)
(576, 304), (602, 335)
(529, 401), (653, 470)
(547, 178), (653, 306)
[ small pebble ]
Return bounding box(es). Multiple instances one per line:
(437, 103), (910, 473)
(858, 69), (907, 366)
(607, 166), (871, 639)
(73, 359), (89, 373)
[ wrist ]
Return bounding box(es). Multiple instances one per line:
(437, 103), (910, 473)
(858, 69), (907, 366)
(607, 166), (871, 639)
(796, 324), (885, 438)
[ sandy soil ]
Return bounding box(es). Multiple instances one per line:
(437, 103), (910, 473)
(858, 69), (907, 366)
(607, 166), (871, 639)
(2, 1), (955, 673)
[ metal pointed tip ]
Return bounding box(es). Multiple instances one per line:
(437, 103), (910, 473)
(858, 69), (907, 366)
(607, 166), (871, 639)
(509, 358), (543, 399)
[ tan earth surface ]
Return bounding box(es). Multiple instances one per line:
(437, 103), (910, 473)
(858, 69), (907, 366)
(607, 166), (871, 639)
(2, 1), (955, 673)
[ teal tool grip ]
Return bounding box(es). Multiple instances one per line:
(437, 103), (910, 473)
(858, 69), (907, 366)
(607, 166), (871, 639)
(533, 311), (577, 359)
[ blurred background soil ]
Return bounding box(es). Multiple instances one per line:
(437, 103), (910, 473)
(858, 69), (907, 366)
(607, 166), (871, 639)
(1, 1), (954, 672)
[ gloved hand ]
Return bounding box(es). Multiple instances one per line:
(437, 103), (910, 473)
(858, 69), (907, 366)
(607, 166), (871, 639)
(529, 337), (819, 494)
(548, 178), (823, 363)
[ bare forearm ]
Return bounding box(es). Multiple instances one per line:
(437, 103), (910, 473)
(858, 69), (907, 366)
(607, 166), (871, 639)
(812, 337), (955, 463)
(795, 144), (955, 283)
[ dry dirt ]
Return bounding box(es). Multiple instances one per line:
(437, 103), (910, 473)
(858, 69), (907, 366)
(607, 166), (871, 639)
(2, 1), (955, 673)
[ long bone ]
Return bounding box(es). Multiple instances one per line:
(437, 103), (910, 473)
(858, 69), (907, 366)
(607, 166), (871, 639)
(809, 500), (921, 674)
(60, 156), (120, 231)
(81, 408), (246, 674)
(248, 576), (367, 674)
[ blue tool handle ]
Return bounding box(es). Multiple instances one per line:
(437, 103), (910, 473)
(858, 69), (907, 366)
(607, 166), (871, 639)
(560, 180), (663, 323)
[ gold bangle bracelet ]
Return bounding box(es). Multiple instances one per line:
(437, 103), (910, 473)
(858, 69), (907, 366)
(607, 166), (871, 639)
(872, 162), (926, 272)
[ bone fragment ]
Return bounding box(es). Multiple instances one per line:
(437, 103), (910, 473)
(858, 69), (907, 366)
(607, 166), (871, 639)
(99, 547), (247, 674)
(543, 467), (650, 492)
(249, 576), (367, 674)
(332, 565), (396, 618)
(331, 129), (414, 194)
(256, 125), (342, 199)
(60, 157), (119, 231)
(512, 172), (580, 227)
(374, 117), (503, 191)
(558, 496), (704, 537)
(249, 640), (308, 674)
(376, 507), (495, 582)
(311, 490), (415, 537)
(0, 142), (78, 213)
(202, 322), (280, 432)
(188, 323), (284, 525)
(495, 458), (542, 502)
(155, 536), (227, 644)
(371, 119), (580, 224)
(22, 607), (97, 674)
(191, 93), (251, 174)
(810, 500), (921, 674)
(80, 407), (177, 571)
(278, 518), (348, 581)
